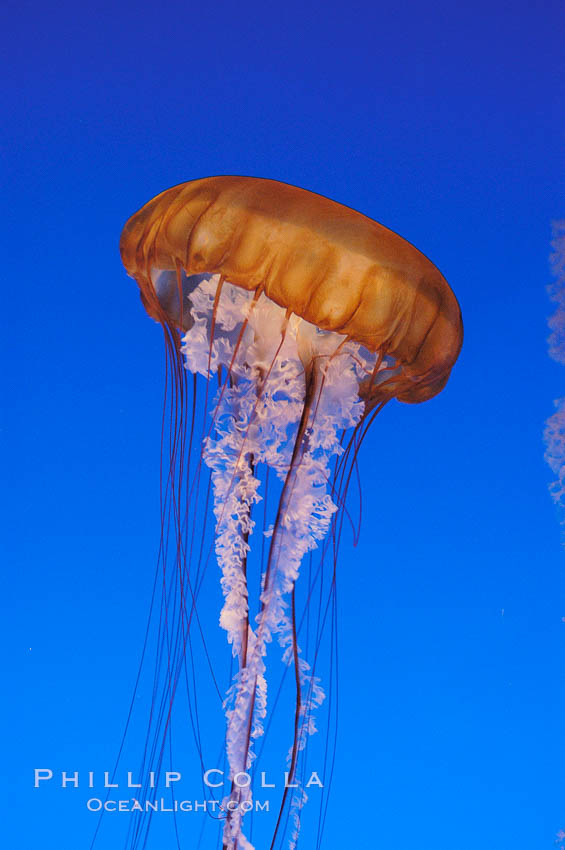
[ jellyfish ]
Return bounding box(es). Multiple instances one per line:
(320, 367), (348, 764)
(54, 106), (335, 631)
(119, 176), (463, 850)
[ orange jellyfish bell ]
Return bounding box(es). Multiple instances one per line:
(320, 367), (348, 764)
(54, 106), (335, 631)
(118, 177), (463, 850)
(120, 175), (463, 406)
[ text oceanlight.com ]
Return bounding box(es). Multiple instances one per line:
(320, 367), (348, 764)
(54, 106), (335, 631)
(87, 797), (270, 813)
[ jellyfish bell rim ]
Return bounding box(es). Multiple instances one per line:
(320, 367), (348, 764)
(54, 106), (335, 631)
(120, 175), (463, 405)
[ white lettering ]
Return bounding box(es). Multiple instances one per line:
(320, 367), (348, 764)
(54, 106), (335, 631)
(62, 771), (79, 788)
(261, 771), (275, 788)
(305, 771), (324, 788)
(204, 768), (224, 788)
(104, 772), (118, 788)
(34, 769), (53, 787)
(165, 772), (181, 787)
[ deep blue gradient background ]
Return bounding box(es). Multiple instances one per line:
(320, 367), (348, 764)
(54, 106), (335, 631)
(2, 0), (564, 847)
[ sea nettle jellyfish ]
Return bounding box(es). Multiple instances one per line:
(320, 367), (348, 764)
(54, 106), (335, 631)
(119, 176), (462, 850)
